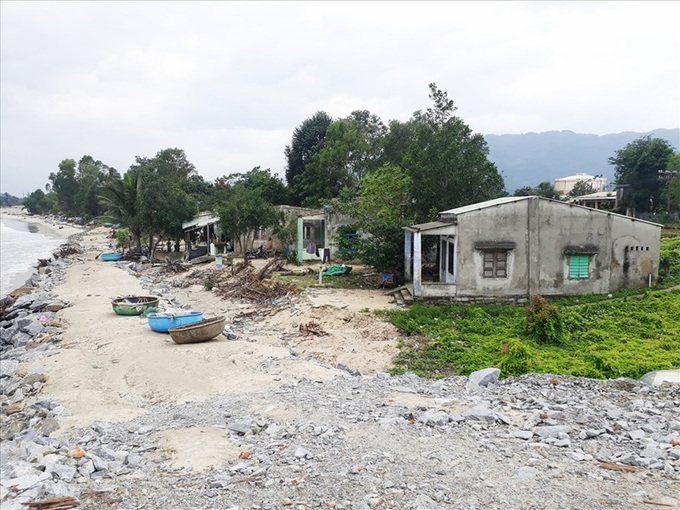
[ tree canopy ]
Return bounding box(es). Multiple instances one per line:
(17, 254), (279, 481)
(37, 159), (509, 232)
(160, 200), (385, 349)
(610, 136), (675, 214)
(403, 83), (505, 222)
(513, 181), (560, 199)
(284, 111), (333, 206)
(334, 163), (415, 274)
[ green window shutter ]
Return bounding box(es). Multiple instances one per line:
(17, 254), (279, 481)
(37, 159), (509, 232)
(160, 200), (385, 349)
(569, 255), (589, 278)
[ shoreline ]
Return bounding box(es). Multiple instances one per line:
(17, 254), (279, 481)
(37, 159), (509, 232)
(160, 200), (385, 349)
(0, 207), (84, 239)
(0, 209), (84, 299)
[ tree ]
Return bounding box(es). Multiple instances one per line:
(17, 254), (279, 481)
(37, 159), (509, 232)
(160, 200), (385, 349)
(181, 174), (216, 210)
(609, 136), (675, 214)
(128, 148), (199, 255)
(136, 171), (197, 258)
(334, 164), (415, 274)
(74, 155), (118, 217)
(284, 111), (332, 205)
(661, 152), (680, 212)
(300, 110), (387, 206)
(0, 193), (23, 207)
(49, 159), (78, 214)
(382, 119), (418, 167)
(133, 148), (196, 181)
(403, 83), (505, 222)
(219, 167), (290, 205)
(533, 181), (561, 199)
(99, 171), (144, 252)
(216, 187), (280, 259)
(568, 180), (597, 198)
(512, 181), (560, 199)
(24, 189), (55, 215)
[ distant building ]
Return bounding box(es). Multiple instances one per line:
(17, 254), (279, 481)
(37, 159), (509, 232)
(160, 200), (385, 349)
(554, 173), (607, 196)
(567, 191), (617, 210)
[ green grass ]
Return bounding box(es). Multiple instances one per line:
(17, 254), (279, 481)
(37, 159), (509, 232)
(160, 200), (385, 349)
(385, 235), (680, 380)
(385, 290), (680, 379)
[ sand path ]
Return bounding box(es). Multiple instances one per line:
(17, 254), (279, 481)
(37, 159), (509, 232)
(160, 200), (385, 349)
(29, 228), (401, 432)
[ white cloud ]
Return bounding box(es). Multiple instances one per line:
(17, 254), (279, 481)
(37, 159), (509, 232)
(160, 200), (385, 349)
(1, 1), (678, 196)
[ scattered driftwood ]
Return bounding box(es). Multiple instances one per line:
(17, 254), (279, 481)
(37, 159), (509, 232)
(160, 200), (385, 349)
(189, 255), (214, 265)
(214, 266), (299, 305)
(156, 257), (189, 274)
(299, 321), (327, 336)
(256, 258), (285, 280)
(23, 496), (79, 509)
(597, 462), (635, 473)
(52, 245), (81, 259)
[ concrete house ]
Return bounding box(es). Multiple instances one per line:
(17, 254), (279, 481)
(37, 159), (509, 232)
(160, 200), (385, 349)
(296, 206), (357, 264)
(403, 196), (662, 303)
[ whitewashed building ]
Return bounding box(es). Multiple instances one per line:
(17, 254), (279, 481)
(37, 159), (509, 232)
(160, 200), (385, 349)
(554, 173), (607, 196)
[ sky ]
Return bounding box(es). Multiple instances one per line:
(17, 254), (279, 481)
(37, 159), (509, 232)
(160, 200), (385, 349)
(1, 1), (679, 197)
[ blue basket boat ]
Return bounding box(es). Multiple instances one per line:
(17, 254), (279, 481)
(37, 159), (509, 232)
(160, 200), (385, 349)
(147, 311), (204, 333)
(101, 252), (123, 262)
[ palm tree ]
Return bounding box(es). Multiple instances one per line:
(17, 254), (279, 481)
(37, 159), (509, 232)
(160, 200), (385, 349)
(98, 171), (144, 252)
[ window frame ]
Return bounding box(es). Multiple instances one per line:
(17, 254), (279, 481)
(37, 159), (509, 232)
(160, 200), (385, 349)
(482, 250), (508, 278)
(568, 254), (590, 279)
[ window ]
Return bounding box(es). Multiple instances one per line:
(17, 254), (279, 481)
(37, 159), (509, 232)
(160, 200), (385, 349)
(483, 251), (507, 278)
(303, 224), (312, 241)
(569, 254), (589, 279)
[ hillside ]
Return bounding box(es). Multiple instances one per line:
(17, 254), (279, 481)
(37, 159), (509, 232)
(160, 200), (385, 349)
(485, 128), (680, 193)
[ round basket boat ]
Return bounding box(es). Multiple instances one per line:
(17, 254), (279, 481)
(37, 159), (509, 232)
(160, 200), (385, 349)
(111, 296), (160, 316)
(146, 311), (204, 333)
(168, 316), (226, 344)
(101, 252), (123, 262)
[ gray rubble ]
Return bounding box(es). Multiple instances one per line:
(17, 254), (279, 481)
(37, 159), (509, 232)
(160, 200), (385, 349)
(1, 235), (678, 509)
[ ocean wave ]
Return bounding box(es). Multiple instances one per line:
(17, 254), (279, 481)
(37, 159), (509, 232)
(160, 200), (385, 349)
(0, 220), (65, 297)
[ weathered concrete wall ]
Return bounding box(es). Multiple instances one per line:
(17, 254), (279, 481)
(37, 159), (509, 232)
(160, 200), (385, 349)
(608, 216), (661, 290)
(533, 200), (612, 296)
(449, 197), (661, 299)
(454, 200), (530, 297)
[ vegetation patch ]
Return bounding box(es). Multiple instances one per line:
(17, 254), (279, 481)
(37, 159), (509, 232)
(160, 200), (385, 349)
(386, 290), (680, 380)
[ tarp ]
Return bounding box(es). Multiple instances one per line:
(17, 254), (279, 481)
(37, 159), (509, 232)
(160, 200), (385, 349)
(322, 265), (353, 276)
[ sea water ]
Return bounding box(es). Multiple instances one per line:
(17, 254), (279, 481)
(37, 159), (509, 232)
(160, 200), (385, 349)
(0, 217), (66, 298)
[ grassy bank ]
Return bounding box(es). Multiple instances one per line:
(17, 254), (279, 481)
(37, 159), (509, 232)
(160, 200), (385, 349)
(385, 235), (680, 380)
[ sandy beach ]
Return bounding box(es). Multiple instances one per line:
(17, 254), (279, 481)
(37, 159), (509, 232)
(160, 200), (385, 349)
(20, 224), (400, 445)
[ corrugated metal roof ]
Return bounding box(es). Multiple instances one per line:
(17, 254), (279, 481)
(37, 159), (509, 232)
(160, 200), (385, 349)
(182, 212), (220, 230)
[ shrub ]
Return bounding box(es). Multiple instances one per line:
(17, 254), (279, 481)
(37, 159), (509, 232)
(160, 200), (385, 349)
(203, 278), (215, 291)
(499, 338), (535, 376)
(525, 295), (564, 344)
(115, 228), (129, 250)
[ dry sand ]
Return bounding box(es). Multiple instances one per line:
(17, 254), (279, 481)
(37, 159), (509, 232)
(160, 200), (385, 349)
(25, 226), (402, 445)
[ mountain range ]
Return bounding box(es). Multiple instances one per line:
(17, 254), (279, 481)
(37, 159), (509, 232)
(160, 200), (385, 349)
(484, 128), (680, 193)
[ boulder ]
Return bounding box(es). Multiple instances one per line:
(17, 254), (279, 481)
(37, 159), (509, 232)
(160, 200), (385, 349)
(640, 370), (680, 386)
(468, 367), (500, 387)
